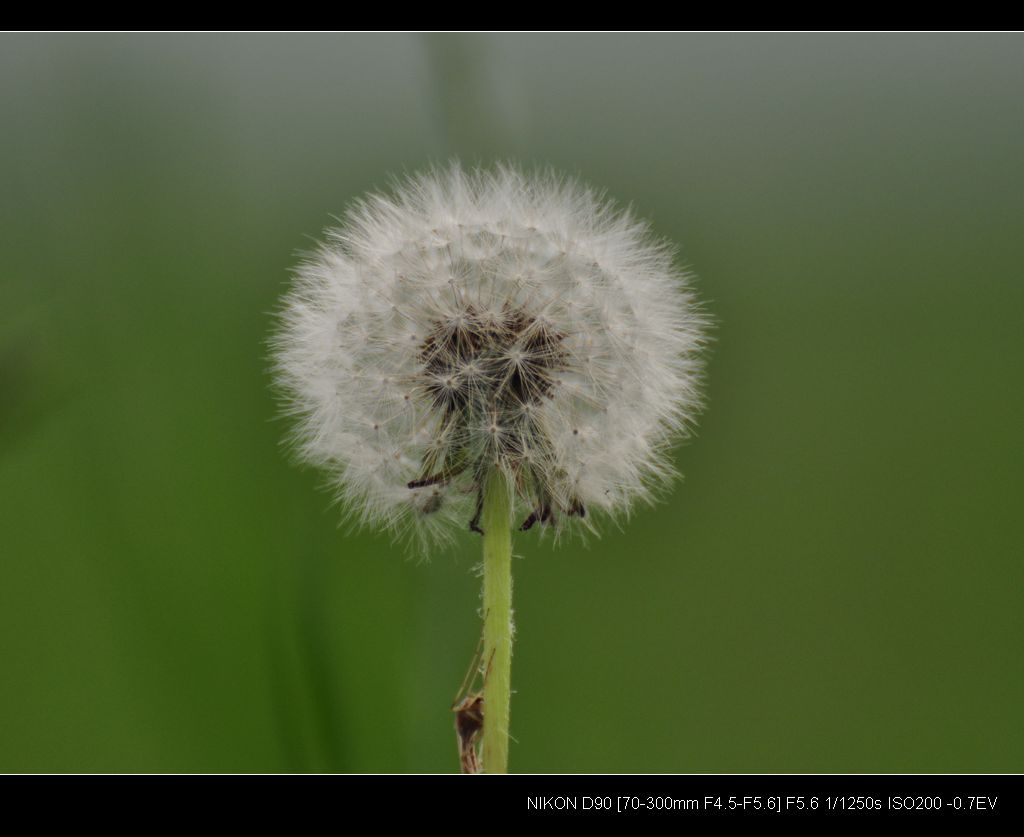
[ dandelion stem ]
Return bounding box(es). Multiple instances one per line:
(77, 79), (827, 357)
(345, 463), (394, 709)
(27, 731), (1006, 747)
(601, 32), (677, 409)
(481, 468), (513, 774)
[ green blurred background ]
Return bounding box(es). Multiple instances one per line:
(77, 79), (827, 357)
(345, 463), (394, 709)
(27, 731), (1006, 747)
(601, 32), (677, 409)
(2, 33), (1022, 773)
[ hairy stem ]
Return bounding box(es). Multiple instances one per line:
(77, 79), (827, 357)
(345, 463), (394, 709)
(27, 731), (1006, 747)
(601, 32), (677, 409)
(481, 469), (513, 774)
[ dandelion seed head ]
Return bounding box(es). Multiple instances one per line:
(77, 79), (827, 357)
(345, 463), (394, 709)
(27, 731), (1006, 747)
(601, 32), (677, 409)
(272, 163), (708, 546)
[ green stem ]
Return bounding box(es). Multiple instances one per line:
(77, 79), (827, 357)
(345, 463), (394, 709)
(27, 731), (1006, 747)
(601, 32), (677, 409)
(481, 468), (513, 774)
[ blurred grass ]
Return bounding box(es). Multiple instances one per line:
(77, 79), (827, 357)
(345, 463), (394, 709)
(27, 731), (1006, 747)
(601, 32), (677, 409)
(1, 33), (1022, 772)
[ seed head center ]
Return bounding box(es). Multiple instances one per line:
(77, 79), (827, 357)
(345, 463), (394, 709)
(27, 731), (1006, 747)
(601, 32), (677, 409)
(419, 304), (566, 419)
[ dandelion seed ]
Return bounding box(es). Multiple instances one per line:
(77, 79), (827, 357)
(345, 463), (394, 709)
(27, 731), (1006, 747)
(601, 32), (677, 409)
(271, 162), (708, 773)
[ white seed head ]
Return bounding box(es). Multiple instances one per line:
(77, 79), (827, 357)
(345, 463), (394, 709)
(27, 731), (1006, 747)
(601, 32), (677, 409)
(272, 163), (708, 546)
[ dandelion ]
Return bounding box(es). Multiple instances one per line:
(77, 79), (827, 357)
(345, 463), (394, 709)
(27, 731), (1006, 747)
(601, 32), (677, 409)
(272, 163), (707, 773)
